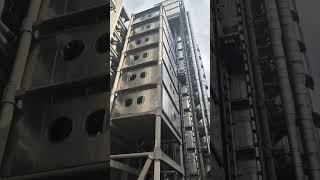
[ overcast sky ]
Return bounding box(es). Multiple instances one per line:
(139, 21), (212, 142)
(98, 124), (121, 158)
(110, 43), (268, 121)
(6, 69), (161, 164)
(124, 0), (210, 92)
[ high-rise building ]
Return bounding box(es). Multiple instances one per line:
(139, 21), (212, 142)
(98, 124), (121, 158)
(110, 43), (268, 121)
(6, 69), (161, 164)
(211, 0), (320, 180)
(0, 1), (109, 179)
(110, 0), (211, 179)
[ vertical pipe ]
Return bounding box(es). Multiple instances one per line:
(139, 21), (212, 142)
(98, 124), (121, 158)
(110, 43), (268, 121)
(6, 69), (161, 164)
(243, 0), (278, 179)
(154, 115), (162, 180)
(0, 0), (42, 166)
(276, 0), (320, 179)
(263, 0), (305, 179)
(187, 12), (210, 128)
(187, 13), (211, 126)
(179, 2), (206, 178)
(185, 12), (211, 155)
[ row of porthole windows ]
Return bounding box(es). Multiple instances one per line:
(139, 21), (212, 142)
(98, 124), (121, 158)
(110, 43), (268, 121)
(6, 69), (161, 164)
(125, 96), (145, 107)
(136, 36), (149, 45)
(129, 71), (146, 81)
(140, 24), (151, 31)
(139, 13), (153, 21)
(63, 33), (107, 61)
(133, 52), (148, 61)
(48, 109), (105, 143)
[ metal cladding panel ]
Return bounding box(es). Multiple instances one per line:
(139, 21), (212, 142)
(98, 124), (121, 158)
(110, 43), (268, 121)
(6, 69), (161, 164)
(237, 154), (258, 179)
(184, 112), (193, 127)
(163, 45), (178, 80)
(185, 131), (196, 149)
(162, 64), (179, 107)
(162, 12), (176, 52)
(43, 0), (106, 19)
(118, 63), (179, 111)
(229, 74), (248, 100)
(133, 8), (160, 25)
(131, 20), (160, 36)
(238, 175), (257, 180)
(111, 86), (181, 134)
(128, 32), (160, 50)
(178, 50), (184, 60)
(123, 46), (159, 68)
(31, 21), (107, 88)
(118, 65), (161, 90)
(181, 85), (188, 95)
(162, 88), (181, 134)
(1, 91), (108, 176)
(111, 88), (160, 118)
(162, 27), (176, 60)
(112, 6), (181, 134)
(233, 122), (254, 148)
(182, 96), (191, 109)
(186, 151), (198, 175)
(177, 42), (183, 50)
(232, 109), (253, 148)
(163, 42), (177, 71)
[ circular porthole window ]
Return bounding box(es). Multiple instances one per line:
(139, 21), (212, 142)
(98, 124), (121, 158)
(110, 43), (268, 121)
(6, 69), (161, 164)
(48, 117), (73, 143)
(85, 109), (105, 136)
(134, 55), (139, 61)
(95, 33), (108, 53)
(145, 37), (149, 42)
(136, 39), (141, 45)
(129, 74), (137, 81)
(125, 99), (133, 107)
(63, 40), (85, 61)
(137, 96), (144, 105)
(140, 72), (146, 78)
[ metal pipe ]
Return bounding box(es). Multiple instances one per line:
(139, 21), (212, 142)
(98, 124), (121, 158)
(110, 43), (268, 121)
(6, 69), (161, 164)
(185, 12), (211, 155)
(178, 2), (206, 178)
(187, 13), (210, 126)
(0, 0), (42, 166)
(276, 0), (320, 179)
(263, 0), (305, 179)
(243, 0), (278, 179)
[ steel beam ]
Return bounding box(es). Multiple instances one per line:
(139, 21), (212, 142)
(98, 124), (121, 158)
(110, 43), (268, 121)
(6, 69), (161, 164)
(138, 158), (153, 180)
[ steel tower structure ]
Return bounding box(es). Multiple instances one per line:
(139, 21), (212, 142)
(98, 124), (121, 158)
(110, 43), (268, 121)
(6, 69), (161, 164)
(110, 0), (211, 179)
(212, 0), (320, 180)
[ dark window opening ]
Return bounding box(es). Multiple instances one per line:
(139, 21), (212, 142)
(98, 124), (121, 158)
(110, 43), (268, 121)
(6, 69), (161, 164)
(129, 74), (137, 81)
(143, 52), (148, 58)
(95, 33), (108, 53)
(136, 39), (141, 44)
(125, 99), (133, 107)
(48, 117), (73, 143)
(86, 109), (105, 136)
(140, 72), (146, 78)
(137, 96), (144, 105)
(134, 55), (139, 61)
(63, 40), (85, 61)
